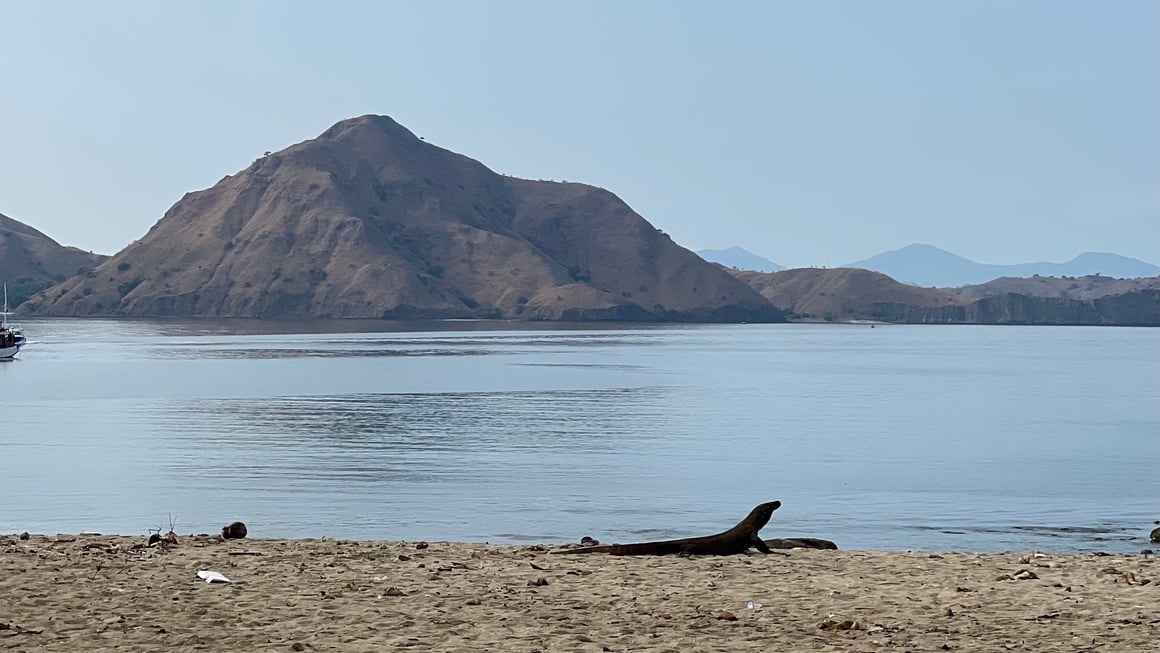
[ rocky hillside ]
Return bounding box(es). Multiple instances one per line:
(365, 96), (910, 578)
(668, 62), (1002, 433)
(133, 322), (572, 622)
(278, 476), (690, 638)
(0, 212), (107, 306)
(731, 268), (964, 321)
(950, 275), (1160, 301)
(19, 116), (782, 322)
(731, 268), (1160, 326)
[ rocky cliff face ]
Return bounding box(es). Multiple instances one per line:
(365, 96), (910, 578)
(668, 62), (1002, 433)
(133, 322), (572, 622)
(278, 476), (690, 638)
(0, 212), (107, 306)
(869, 291), (1159, 325)
(969, 290), (1159, 325)
(19, 116), (782, 322)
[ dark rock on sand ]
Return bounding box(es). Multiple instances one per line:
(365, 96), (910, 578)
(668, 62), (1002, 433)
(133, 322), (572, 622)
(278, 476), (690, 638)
(764, 537), (838, 550)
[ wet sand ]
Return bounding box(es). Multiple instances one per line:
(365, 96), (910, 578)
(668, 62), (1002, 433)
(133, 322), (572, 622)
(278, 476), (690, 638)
(2, 534), (1155, 652)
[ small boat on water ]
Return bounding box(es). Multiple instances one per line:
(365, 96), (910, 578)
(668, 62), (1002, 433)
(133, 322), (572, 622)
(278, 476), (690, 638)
(1, 283), (27, 359)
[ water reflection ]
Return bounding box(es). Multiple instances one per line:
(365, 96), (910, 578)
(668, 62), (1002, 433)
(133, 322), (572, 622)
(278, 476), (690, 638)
(172, 388), (663, 450)
(150, 388), (671, 491)
(150, 347), (503, 360)
(142, 330), (668, 360)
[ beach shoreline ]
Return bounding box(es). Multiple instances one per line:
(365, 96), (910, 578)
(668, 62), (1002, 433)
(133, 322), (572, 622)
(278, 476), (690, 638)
(2, 533), (1155, 652)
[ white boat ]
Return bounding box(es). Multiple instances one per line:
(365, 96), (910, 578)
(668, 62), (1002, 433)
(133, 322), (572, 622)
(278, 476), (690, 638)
(1, 283), (26, 359)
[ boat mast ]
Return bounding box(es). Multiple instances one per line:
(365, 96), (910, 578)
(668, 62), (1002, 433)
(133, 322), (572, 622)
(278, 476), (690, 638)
(1, 282), (12, 332)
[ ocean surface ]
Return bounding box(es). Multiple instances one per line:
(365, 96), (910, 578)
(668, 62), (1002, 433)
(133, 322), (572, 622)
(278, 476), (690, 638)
(1, 319), (1156, 553)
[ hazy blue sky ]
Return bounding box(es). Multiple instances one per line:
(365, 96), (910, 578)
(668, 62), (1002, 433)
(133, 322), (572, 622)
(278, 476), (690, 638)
(2, 1), (1156, 267)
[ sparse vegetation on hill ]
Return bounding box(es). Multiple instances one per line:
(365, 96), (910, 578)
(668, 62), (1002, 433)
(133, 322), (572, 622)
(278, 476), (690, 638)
(950, 275), (1160, 302)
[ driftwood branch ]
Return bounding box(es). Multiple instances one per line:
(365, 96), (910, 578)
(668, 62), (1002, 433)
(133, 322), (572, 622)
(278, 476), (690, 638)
(764, 537), (837, 550)
(552, 501), (781, 556)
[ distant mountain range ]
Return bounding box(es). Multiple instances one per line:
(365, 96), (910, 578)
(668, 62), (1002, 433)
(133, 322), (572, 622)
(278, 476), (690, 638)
(696, 247), (783, 272)
(846, 244), (1160, 288)
(702, 243), (1159, 287)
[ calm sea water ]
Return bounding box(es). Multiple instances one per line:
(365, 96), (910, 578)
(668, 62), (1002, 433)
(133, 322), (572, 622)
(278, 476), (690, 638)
(1, 319), (1156, 553)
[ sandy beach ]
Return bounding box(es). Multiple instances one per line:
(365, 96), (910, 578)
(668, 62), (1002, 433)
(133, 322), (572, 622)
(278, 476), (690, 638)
(1, 534), (1155, 652)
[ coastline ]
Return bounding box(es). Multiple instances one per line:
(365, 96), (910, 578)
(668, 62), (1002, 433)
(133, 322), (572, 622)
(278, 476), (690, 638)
(3, 534), (1155, 651)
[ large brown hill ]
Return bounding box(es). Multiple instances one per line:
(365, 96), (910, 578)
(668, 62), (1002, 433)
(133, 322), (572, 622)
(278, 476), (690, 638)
(19, 116), (782, 322)
(0, 212), (107, 306)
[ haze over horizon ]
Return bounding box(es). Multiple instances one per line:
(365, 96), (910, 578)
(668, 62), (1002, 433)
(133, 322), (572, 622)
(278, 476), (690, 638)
(2, 1), (1156, 269)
